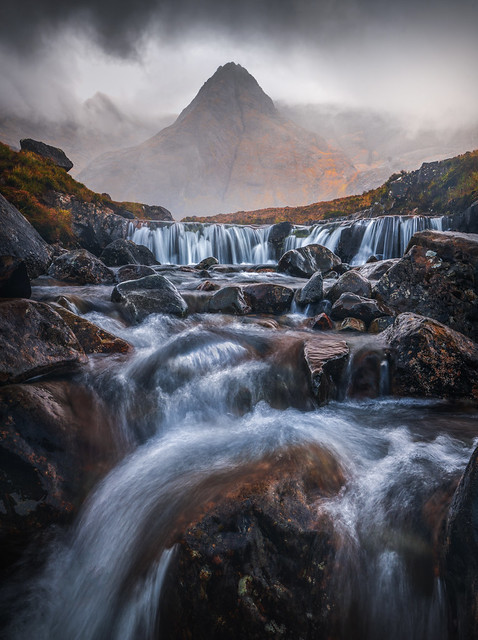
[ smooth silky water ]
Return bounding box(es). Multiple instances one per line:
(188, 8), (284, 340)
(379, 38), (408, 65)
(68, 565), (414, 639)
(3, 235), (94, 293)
(6, 263), (478, 640)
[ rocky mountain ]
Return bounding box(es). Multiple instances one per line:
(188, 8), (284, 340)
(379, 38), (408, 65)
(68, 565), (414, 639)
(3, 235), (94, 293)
(78, 63), (356, 217)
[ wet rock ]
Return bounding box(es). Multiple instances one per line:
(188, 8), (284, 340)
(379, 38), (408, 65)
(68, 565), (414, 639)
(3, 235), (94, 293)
(0, 299), (86, 385)
(0, 381), (115, 570)
(48, 249), (115, 285)
(52, 306), (132, 354)
(100, 239), (158, 267)
(296, 270), (324, 305)
(278, 244), (341, 278)
(374, 231), (478, 340)
(0, 256), (31, 298)
(303, 335), (349, 404)
(267, 221), (293, 258)
(243, 283), (293, 314)
(381, 313), (478, 399)
(160, 445), (344, 640)
(196, 280), (220, 292)
(112, 274), (188, 322)
(369, 316), (395, 333)
(311, 313), (333, 331)
(20, 138), (73, 171)
(195, 257), (219, 270)
(366, 255), (379, 263)
(331, 292), (388, 326)
(207, 286), (251, 315)
(354, 258), (399, 282)
(346, 347), (390, 398)
(0, 193), (52, 278)
(338, 317), (367, 332)
(443, 444), (478, 640)
(116, 264), (156, 283)
(328, 270), (372, 303)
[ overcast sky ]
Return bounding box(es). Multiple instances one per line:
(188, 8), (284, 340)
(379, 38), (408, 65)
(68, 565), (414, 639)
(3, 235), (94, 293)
(1, 0), (477, 129)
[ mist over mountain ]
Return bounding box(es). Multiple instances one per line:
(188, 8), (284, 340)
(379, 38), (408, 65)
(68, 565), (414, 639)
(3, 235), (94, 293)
(78, 63), (356, 217)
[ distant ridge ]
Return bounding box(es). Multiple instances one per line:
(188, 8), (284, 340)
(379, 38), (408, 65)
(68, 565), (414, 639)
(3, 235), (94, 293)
(79, 62), (356, 217)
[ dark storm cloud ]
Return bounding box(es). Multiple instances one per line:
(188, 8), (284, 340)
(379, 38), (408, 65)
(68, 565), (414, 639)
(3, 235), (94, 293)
(2, 0), (477, 57)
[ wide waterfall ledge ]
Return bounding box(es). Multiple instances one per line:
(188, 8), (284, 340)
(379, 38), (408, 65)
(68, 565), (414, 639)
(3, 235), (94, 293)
(128, 215), (444, 266)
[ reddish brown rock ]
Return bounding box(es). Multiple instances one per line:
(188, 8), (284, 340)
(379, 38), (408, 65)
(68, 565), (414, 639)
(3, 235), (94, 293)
(243, 283), (294, 314)
(196, 280), (220, 292)
(311, 312), (333, 331)
(160, 444), (345, 640)
(374, 230), (478, 340)
(0, 299), (86, 385)
(338, 317), (367, 332)
(52, 306), (132, 354)
(381, 313), (478, 399)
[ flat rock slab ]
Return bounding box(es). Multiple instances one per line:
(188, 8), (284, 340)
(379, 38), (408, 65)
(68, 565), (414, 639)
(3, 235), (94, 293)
(303, 335), (349, 404)
(0, 299), (86, 385)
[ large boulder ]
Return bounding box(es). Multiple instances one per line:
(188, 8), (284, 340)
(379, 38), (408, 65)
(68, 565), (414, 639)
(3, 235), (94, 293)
(243, 283), (294, 314)
(278, 244), (341, 278)
(160, 444), (344, 640)
(0, 299), (86, 385)
(142, 204), (174, 221)
(303, 335), (349, 404)
(0, 193), (52, 278)
(446, 199), (478, 234)
(111, 274), (188, 321)
(374, 230), (478, 340)
(0, 256), (31, 298)
(381, 313), (478, 399)
(443, 445), (478, 640)
(116, 264), (156, 282)
(100, 239), (158, 267)
(267, 221), (293, 258)
(328, 270), (372, 303)
(354, 258), (399, 282)
(296, 270), (324, 306)
(207, 286), (251, 315)
(52, 306), (132, 354)
(48, 249), (115, 284)
(20, 138), (73, 171)
(0, 381), (115, 570)
(331, 293), (388, 326)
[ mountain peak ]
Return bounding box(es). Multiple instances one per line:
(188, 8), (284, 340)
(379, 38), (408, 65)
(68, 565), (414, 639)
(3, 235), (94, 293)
(176, 62), (277, 125)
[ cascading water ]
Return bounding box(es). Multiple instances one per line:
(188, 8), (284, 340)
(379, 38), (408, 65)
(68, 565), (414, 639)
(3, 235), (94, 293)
(129, 215), (444, 265)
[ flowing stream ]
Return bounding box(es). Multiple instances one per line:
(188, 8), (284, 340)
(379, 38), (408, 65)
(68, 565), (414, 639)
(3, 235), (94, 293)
(5, 253), (477, 639)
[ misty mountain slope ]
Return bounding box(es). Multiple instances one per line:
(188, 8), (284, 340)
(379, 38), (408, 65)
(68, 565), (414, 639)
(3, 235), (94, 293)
(79, 63), (356, 217)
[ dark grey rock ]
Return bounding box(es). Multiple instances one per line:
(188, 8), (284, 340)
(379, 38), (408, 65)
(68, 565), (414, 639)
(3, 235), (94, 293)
(0, 256), (31, 298)
(328, 270), (372, 303)
(48, 250), (115, 285)
(278, 244), (341, 278)
(207, 286), (251, 315)
(331, 293), (389, 326)
(195, 257), (219, 270)
(297, 271), (324, 305)
(0, 193), (52, 278)
(100, 239), (158, 267)
(117, 264), (156, 283)
(112, 274), (188, 321)
(20, 138), (73, 171)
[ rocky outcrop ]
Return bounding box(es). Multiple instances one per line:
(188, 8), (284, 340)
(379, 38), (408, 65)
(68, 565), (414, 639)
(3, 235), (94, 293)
(303, 336), (349, 404)
(141, 204), (173, 221)
(328, 270), (372, 303)
(0, 380), (115, 569)
(0, 193), (52, 278)
(52, 306), (132, 354)
(20, 138), (73, 171)
(374, 230), (478, 340)
(160, 444), (344, 639)
(0, 299), (87, 385)
(111, 274), (188, 321)
(243, 283), (293, 314)
(207, 286), (251, 315)
(443, 445), (478, 640)
(445, 200), (478, 234)
(381, 313), (478, 399)
(0, 256), (31, 298)
(48, 249), (115, 284)
(45, 192), (130, 255)
(100, 239), (158, 267)
(331, 293), (388, 326)
(278, 244), (341, 278)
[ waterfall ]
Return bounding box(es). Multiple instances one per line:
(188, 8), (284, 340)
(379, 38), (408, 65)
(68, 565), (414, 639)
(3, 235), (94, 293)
(128, 216), (444, 266)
